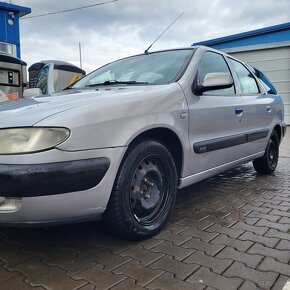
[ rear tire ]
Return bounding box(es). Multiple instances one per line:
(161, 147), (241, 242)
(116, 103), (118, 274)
(253, 131), (279, 174)
(104, 140), (177, 240)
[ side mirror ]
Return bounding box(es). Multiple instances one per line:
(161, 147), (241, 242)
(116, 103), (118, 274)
(23, 88), (42, 98)
(193, 72), (233, 95)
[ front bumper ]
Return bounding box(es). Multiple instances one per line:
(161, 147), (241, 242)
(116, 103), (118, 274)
(0, 147), (126, 225)
(0, 158), (110, 198)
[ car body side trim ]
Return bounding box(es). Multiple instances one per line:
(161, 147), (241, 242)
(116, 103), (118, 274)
(193, 129), (269, 154)
(247, 129), (269, 142)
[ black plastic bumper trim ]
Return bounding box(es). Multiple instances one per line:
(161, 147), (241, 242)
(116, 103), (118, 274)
(0, 158), (110, 198)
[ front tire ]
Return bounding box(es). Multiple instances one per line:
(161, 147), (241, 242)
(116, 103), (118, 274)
(253, 130), (279, 174)
(104, 140), (177, 240)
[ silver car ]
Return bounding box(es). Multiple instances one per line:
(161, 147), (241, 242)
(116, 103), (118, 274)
(0, 46), (286, 240)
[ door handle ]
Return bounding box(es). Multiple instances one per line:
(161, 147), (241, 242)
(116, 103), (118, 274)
(267, 106), (272, 113)
(235, 107), (243, 115)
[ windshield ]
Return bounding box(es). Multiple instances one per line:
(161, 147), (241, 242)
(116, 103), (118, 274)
(72, 49), (194, 88)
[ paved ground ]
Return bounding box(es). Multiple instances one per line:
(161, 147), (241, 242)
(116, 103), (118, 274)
(0, 131), (290, 290)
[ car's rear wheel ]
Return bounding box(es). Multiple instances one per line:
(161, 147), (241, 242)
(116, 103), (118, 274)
(253, 130), (279, 174)
(104, 140), (177, 240)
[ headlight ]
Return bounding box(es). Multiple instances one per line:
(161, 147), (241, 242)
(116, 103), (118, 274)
(0, 127), (70, 154)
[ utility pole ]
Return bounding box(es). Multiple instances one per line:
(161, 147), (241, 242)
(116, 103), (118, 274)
(79, 42), (82, 70)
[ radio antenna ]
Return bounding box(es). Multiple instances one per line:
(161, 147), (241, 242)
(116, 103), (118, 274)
(144, 12), (184, 54)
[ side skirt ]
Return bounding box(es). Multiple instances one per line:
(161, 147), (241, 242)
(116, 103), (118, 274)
(178, 151), (264, 189)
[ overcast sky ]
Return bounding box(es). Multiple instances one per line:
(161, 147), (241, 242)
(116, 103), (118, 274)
(14, 0), (290, 73)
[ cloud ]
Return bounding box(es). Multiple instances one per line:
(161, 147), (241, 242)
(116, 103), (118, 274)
(14, 0), (290, 73)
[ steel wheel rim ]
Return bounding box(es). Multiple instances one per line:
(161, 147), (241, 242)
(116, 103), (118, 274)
(129, 155), (170, 225)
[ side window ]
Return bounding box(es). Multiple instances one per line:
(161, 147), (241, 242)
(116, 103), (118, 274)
(253, 68), (277, 95)
(197, 51), (235, 95)
(229, 59), (259, 95)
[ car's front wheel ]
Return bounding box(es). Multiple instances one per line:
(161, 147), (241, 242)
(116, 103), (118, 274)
(253, 130), (279, 174)
(104, 140), (177, 240)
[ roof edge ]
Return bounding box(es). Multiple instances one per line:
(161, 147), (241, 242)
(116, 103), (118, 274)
(192, 22), (290, 46)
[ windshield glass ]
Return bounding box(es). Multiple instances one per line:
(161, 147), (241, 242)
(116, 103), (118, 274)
(72, 49), (194, 88)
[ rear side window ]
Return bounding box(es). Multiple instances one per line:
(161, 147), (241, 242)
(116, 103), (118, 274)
(229, 59), (259, 95)
(253, 68), (277, 95)
(197, 51), (235, 95)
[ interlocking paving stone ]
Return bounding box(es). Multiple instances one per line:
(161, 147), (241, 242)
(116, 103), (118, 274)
(84, 249), (130, 271)
(271, 275), (290, 290)
(137, 238), (164, 251)
(255, 219), (290, 232)
(280, 201), (290, 207)
(113, 260), (163, 287)
(179, 226), (219, 242)
(238, 281), (259, 290)
(73, 264), (125, 288)
(0, 241), (31, 267)
(262, 203), (290, 212)
(184, 251), (233, 274)
(276, 239), (290, 251)
(119, 246), (163, 266)
(151, 241), (194, 261)
(211, 234), (253, 252)
(202, 216), (237, 227)
(149, 255), (199, 280)
(270, 209), (290, 218)
(186, 267), (242, 290)
(154, 230), (191, 246)
(248, 243), (290, 263)
(31, 268), (87, 290)
(231, 222), (267, 236)
(238, 231), (279, 248)
(258, 257), (290, 276)
(216, 246), (263, 268)
(224, 262), (278, 290)
(279, 217), (290, 224)
(206, 224), (244, 238)
(109, 278), (145, 290)
(164, 222), (189, 234)
(178, 219), (214, 230)
(147, 272), (205, 290)
(9, 258), (61, 283)
(0, 275), (45, 290)
(247, 212), (280, 222)
(242, 205), (271, 214)
(0, 264), (19, 282)
(254, 198), (281, 205)
(77, 284), (96, 290)
(181, 237), (225, 256)
(44, 250), (96, 275)
(264, 229), (290, 241)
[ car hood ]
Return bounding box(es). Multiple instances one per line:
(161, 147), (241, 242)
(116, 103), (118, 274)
(0, 85), (172, 127)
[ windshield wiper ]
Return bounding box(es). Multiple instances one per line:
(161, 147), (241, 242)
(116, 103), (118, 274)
(85, 80), (149, 87)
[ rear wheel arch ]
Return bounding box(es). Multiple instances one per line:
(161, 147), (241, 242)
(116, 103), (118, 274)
(273, 124), (282, 144)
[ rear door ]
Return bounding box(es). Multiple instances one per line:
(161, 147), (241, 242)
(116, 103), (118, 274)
(228, 58), (274, 155)
(185, 51), (247, 176)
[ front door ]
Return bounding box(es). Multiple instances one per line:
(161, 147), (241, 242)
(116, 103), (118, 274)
(185, 51), (247, 177)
